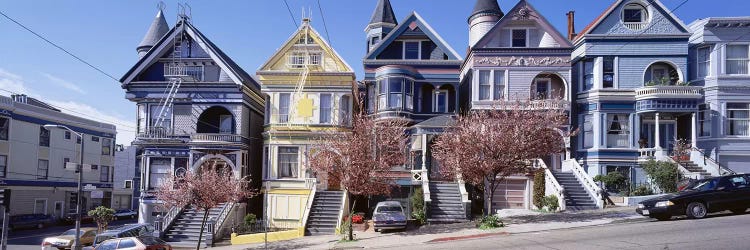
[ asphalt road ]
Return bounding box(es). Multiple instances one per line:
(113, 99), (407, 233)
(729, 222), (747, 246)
(6, 217), (137, 250)
(403, 212), (750, 250)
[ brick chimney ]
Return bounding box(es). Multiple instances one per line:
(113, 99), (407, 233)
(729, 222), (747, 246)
(567, 11), (576, 41)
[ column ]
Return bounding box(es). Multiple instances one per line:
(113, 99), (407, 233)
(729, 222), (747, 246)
(691, 113), (698, 148)
(421, 134), (428, 172)
(634, 114), (641, 148)
(655, 113), (661, 149)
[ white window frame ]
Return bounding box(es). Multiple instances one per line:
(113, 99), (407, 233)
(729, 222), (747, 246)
(402, 40), (423, 60)
(288, 52), (306, 68)
(724, 44), (749, 75)
(697, 46), (711, 78)
(319, 93), (332, 124)
(149, 104), (173, 130)
(124, 180), (133, 189)
(581, 59), (595, 91)
(309, 52), (322, 65)
(37, 159), (49, 180)
(33, 198), (48, 215)
(476, 69), (506, 101)
(278, 93), (291, 123)
(622, 3), (649, 23)
(698, 103), (711, 138)
(606, 114), (631, 148)
(510, 29), (529, 48)
(340, 95), (351, 125)
(726, 103), (750, 137)
(277, 146), (299, 179)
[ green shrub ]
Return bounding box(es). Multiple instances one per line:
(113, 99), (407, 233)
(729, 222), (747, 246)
(477, 215), (503, 230)
(410, 187), (426, 225)
(641, 160), (681, 193)
(412, 209), (426, 225)
(244, 213), (257, 225)
(631, 185), (654, 196)
(533, 171), (545, 209)
(543, 195), (559, 212)
(594, 171), (628, 193)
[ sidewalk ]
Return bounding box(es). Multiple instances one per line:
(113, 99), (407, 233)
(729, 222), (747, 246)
(210, 206), (643, 250)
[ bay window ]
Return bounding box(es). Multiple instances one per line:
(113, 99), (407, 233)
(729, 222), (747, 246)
(727, 103), (750, 136)
(478, 70), (491, 100)
(726, 45), (749, 75)
(582, 115), (594, 149)
(389, 78), (403, 108)
(607, 114), (630, 148)
(277, 147), (299, 178)
(340, 95), (351, 125)
(699, 104), (711, 137)
(697, 47), (710, 78)
(603, 57), (615, 88)
(149, 158), (171, 189)
(376, 77), (413, 111)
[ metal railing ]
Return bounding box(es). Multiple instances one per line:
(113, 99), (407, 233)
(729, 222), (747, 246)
(537, 159), (565, 211)
(164, 64), (203, 81)
(691, 147), (736, 176)
(209, 202), (235, 241)
(155, 205), (184, 237)
(138, 126), (177, 139)
(190, 133), (248, 144)
(526, 100), (571, 110)
(564, 159), (603, 209)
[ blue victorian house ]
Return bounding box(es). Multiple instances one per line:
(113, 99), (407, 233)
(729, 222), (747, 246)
(363, 0), (465, 222)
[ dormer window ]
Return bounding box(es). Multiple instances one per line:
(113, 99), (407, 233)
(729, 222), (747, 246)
(622, 3), (649, 30)
(296, 34), (315, 44)
(511, 29), (527, 48)
(403, 41), (421, 59)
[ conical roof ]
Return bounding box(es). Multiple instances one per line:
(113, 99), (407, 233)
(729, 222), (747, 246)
(470, 0), (503, 18)
(138, 10), (169, 50)
(369, 0), (397, 26)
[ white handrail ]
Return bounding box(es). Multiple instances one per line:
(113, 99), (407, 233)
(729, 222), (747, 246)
(665, 157), (703, 180)
(537, 159), (565, 211)
(335, 191), (347, 234)
(422, 169), (431, 204)
(691, 147), (735, 176)
(564, 159), (603, 209)
(301, 178), (317, 229)
(157, 205), (183, 236)
(210, 202), (234, 241)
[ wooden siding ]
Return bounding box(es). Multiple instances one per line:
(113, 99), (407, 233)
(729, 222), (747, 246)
(616, 56), (687, 89)
(590, 2), (686, 36)
(584, 41), (688, 56)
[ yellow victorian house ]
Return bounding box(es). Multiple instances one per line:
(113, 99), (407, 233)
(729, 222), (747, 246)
(257, 18), (356, 236)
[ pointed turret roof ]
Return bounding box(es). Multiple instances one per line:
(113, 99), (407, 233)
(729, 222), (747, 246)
(137, 10), (169, 51)
(369, 0), (397, 26)
(470, 0), (503, 21)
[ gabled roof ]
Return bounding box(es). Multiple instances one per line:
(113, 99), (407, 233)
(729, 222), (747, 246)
(137, 10), (169, 50)
(120, 18), (260, 91)
(474, 0), (572, 49)
(258, 20), (354, 73)
(470, 0), (503, 21)
(573, 0), (690, 43)
(369, 0), (397, 26)
(364, 12), (462, 61)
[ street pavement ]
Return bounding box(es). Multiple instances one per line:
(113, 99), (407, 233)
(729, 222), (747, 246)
(7, 218), (137, 250)
(398, 212), (750, 250)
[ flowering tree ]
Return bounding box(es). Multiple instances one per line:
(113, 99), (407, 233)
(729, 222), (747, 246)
(88, 206), (115, 233)
(156, 162), (257, 250)
(432, 100), (569, 215)
(308, 112), (409, 240)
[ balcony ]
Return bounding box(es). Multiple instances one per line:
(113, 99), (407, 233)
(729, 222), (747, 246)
(134, 127), (185, 144)
(164, 64), (203, 81)
(527, 99), (571, 110)
(190, 133), (249, 147)
(623, 22), (648, 30)
(635, 86), (702, 101)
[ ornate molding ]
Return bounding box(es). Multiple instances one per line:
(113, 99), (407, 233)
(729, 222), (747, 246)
(474, 56), (571, 67)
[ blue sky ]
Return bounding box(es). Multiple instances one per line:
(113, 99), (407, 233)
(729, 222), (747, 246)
(1, 0), (748, 145)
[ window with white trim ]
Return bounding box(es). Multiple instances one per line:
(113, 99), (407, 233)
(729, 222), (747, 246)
(726, 45), (749, 75)
(699, 104), (711, 137)
(277, 147), (299, 178)
(100, 166), (110, 182)
(511, 29), (527, 48)
(320, 94), (332, 124)
(697, 47), (711, 78)
(278, 93), (290, 123)
(39, 127), (50, 147)
(622, 3), (648, 23)
(38, 159), (49, 179)
(727, 103), (750, 136)
(288, 53), (306, 68)
(403, 41), (420, 59)
(340, 95), (351, 125)
(376, 77), (412, 110)
(477, 70), (505, 101)
(582, 59), (595, 91)
(606, 114), (630, 148)
(582, 115), (594, 149)
(309, 53), (322, 65)
(149, 105), (172, 129)
(603, 57), (615, 88)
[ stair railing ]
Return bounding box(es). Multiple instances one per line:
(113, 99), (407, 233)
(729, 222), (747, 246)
(422, 168), (431, 216)
(210, 202), (235, 242)
(157, 205), (184, 237)
(536, 159), (565, 211)
(301, 178), (317, 230)
(665, 157), (703, 180)
(335, 191), (348, 234)
(691, 147), (736, 176)
(564, 159), (603, 209)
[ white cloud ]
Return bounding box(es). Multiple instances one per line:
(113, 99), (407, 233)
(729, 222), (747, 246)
(0, 68), (135, 145)
(42, 73), (86, 94)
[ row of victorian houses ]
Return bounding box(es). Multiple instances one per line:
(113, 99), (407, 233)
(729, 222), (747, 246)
(117, 0), (750, 245)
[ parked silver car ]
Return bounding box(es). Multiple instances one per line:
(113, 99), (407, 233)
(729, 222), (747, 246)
(372, 201), (407, 232)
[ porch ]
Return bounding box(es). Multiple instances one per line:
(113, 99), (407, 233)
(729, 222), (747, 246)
(634, 112), (698, 161)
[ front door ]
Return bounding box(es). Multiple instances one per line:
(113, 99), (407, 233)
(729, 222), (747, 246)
(641, 122), (676, 151)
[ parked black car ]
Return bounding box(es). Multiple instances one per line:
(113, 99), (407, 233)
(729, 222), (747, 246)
(9, 214), (55, 230)
(637, 174), (750, 220)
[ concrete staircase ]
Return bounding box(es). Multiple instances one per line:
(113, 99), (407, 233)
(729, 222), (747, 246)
(427, 182), (466, 223)
(553, 172), (598, 211)
(164, 203), (227, 248)
(305, 190), (344, 236)
(677, 160), (712, 178)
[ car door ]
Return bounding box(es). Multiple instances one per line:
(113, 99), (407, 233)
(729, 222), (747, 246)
(740, 175), (750, 208)
(708, 177), (733, 212)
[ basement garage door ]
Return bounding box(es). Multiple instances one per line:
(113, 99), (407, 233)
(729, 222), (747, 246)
(492, 178), (528, 210)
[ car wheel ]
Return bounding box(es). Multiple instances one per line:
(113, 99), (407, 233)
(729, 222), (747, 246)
(654, 215), (671, 221)
(731, 208), (747, 214)
(686, 202), (708, 219)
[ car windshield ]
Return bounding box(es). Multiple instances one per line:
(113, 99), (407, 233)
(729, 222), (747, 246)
(95, 235), (115, 244)
(377, 206), (402, 213)
(687, 179), (717, 192)
(61, 229), (81, 236)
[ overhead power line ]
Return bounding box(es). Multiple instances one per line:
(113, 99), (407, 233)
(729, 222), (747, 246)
(317, 0), (332, 46)
(0, 9), (120, 82)
(283, 0), (299, 28)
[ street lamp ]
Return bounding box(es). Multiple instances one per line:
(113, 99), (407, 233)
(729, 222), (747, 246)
(44, 124), (84, 250)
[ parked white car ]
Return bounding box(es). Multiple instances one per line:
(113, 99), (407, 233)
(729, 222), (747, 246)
(372, 201), (407, 232)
